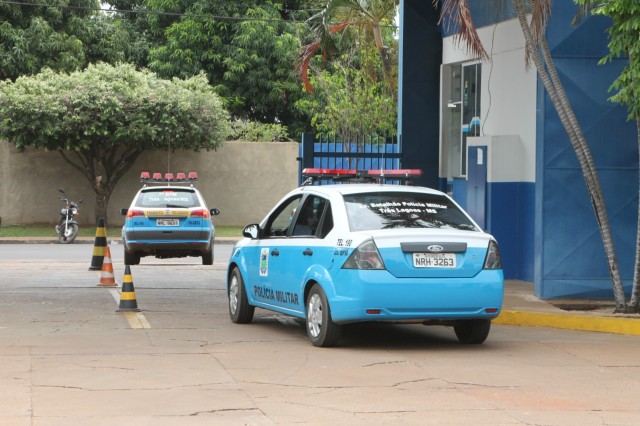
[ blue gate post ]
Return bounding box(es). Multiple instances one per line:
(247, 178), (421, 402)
(299, 133), (316, 185)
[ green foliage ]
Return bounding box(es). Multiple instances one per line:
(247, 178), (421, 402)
(590, 0), (640, 121)
(0, 1), (146, 79)
(0, 63), (229, 153)
(228, 120), (291, 142)
(295, 47), (397, 137)
(143, 0), (314, 138)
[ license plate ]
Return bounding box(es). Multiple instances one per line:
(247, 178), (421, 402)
(157, 218), (179, 227)
(413, 253), (456, 268)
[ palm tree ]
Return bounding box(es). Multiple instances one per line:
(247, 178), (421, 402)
(299, 0), (398, 98)
(437, 0), (626, 311)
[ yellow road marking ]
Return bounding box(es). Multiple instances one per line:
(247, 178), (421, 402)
(108, 288), (150, 329)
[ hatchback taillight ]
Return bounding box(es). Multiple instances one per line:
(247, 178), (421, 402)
(190, 209), (210, 219)
(126, 209), (145, 219)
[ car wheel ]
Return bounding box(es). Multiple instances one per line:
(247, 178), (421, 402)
(124, 249), (140, 266)
(202, 245), (213, 265)
(228, 268), (254, 324)
(306, 284), (341, 347)
(454, 319), (491, 344)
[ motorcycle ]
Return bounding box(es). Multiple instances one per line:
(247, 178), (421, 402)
(56, 188), (82, 244)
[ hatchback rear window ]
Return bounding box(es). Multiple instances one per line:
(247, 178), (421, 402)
(343, 192), (478, 232)
(135, 189), (200, 208)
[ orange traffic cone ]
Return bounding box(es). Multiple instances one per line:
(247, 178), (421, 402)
(89, 218), (107, 271)
(117, 265), (140, 312)
(97, 246), (118, 287)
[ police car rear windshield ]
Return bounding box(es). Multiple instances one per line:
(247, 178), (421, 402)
(135, 188), (200, 208)
(343, 192), (478, 232)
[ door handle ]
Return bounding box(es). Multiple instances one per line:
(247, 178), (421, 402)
(271, 249), (280, 256)
(303, 249), (313, 256)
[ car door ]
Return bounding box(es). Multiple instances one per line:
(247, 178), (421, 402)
(244, 195), (303, 312)
(277, 195), (334, 313)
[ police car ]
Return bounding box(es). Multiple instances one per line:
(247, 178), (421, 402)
(227, 169), (504, 347)
(121, 172), (219, 265)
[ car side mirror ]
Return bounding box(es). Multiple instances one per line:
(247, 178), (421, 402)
(210, 208), (220, 216)
(243, 224), (260, 239)
(120, 208), (128, 216)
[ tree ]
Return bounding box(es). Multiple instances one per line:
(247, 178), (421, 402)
(295, 46), (397, 137)
(438, 0), (627, 311)
(0, 0), (145, 79)
(134, 0), (313, 138)
(0, 63), (229, 225)
(300, 0), (399, 99)
(575, 0), (640, 311)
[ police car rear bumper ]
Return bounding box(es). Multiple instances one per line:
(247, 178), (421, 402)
(124, 239), (212, 255)
(327, 269), (504, 323)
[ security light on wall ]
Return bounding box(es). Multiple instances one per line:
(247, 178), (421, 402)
(447, 101), (461, 108)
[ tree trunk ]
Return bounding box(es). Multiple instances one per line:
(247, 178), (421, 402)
(628, 115), (640, 312)
(513, 0), (626, 311)
(94, 186), (113, 228)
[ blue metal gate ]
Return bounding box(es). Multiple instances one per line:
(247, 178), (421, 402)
(298, 133), (403, 185)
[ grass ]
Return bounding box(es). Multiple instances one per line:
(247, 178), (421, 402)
(0, 225), (244, 238)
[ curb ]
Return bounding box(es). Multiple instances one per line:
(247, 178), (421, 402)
(494, 309), (640, 336)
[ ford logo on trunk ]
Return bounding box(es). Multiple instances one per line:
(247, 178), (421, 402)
(427, 245), (444, 252)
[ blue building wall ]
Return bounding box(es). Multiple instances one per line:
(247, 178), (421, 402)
(536, 2), (638, 298)
(398, 0), (441, 189)
(401, 0), (636, 297)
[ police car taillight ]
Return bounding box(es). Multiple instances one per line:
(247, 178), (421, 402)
(342, 240), (385, 270)
(126, 209), (145, 219)
(190, 209), (210, 218)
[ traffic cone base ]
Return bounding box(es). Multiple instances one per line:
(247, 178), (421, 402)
(97, 246), (118, 287)
(89, 218), (108, 270)
(117, 266), (140, 312)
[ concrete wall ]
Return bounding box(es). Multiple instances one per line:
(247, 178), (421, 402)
(0, 141), (299, 227)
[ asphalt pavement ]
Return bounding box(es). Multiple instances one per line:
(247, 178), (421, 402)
(2, 236), (640, 337)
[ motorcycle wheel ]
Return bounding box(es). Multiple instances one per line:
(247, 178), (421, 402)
(58, 223), (79, 244)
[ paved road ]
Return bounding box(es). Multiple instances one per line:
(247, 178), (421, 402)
(1, 244), (640, 425)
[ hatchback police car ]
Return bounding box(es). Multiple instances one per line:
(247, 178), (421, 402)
(227, 169), (504, 347)
(121, 172), (219, 265)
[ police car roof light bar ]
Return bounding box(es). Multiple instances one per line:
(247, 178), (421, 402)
(301, 168), (423, 185)
(140, 171), (199, 186)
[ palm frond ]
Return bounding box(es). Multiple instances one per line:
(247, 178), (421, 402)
(436, 0), (488, 60)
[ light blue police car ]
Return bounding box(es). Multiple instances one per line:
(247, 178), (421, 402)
(227, 169), (504, 347)
(121, 172), (219, 266)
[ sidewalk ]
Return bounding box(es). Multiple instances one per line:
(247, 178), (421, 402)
(2, 236), (640, 336)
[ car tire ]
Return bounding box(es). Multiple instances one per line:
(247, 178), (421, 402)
(228, 268), (254, 324)
(306, 284), (341, 347)
(124, 249), (140, 266)
(202, 245), (213, 265)
(454, 319), (491, 344)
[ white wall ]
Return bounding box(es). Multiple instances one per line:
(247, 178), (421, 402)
(441, 17), (537, 183)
